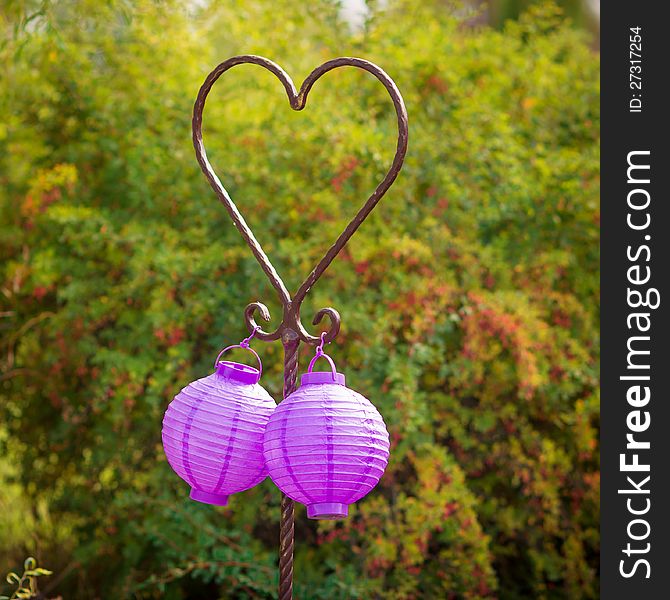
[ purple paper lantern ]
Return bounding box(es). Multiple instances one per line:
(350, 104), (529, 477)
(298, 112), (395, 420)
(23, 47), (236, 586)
(162, 343), (276, 506)
(263, 351), (390, 520)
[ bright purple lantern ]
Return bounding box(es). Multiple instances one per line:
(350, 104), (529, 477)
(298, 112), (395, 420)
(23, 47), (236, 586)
(263, 349), (390, 520)
(162, 340), (276, 506)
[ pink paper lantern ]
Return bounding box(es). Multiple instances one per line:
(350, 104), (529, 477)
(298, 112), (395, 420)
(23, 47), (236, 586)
(263, 351), (390, 520)
(162, 343), (276, 506)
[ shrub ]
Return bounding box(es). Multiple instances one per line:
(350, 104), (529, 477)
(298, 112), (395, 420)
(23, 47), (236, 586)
(0, 1), (598, 598)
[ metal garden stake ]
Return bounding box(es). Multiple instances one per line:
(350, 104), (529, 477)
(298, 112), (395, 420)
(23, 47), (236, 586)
(191, 55), (408, 600)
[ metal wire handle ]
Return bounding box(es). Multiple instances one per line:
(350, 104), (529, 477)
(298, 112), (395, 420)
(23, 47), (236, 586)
(306, 332), (337, 379)
(213, 326), (262, 373)
(213, 345), (262, 378)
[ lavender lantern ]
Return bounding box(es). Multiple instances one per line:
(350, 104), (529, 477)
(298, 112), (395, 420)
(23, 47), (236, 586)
(263, 342), (390, 520)
(162, 331), (276, 506)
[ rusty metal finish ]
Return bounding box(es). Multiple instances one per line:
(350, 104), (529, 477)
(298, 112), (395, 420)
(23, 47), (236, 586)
(278, 494), (295, 600)
(192, 55), (408, 346)
(192, 54), (408, 600)
(278, 332), (299, 600)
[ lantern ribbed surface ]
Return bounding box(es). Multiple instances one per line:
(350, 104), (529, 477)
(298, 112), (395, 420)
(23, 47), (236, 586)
(162, 360), (276, 506)
(263, 370), (390, 520)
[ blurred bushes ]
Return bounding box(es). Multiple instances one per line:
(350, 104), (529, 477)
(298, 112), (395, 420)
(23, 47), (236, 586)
(0, 1), (599, 598)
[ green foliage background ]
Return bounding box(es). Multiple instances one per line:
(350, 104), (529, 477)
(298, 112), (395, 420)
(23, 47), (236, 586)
(0, 1), (599, 598)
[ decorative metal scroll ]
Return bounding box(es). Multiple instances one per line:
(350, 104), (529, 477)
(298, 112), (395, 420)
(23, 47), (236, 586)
(192, 54), (408, 600)
(192, 55), (408, 345)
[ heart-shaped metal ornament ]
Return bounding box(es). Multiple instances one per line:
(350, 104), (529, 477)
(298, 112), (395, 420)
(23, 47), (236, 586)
(192, 55), (408, 344)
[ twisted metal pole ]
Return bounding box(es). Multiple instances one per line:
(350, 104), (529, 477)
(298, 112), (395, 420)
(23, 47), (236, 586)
(192, 55), (408, 599)
(279, 330), (299, 600)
